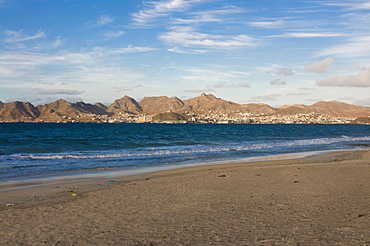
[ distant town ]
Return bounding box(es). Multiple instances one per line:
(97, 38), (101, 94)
(86, 111), (357, 124)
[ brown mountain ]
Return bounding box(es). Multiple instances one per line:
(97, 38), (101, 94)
(0, 101), (39, 122)
(107, 96), (142, 115)
(310, 101), (370, 117)
(139, 96), (184, 115)
(37, 99), (107, 122)
(95, 102), (109, 112)
(351, 117), (370, 124)
(277, 101), (370, 117)
(152, 112), (187, 122)
(182, 93), (276, 114)
(74, 101), (108, 115)
(182, 93), (220, 111)
(1, 94), (370, 122)
(241, 103), (277, 114)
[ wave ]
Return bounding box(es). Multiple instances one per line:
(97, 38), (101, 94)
(5, 135), (370, 161)
(0, 164), (40, 169)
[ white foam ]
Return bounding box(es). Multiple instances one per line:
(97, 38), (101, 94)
(9, 135), (369, 161)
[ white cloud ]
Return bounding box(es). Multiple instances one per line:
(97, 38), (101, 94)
(286, 92), (308, 96)
(276, 68), (295, 77)
(113, 85), (143, 92)
(171, 6), (244, 24)
(320, 36), (370, 58)
(0, 45), (156, 77)
(249, 94), (281, 102)
(304, 58), (334, 73)
(248, 20), (286, 28)
(181, 67), (250, 82)
(298, 87), (315, 91)
(158, 26), (256, 52)
(32, 89), (84, 95)
(132, 0), (205, 25)
(0, 67), (10, 76)
(108, 45), (158, 54)
(183, 87), (214, 93)
(103, 31), (126, 39)
(171, 14), (221, 24)
(0, 0), (8, 7)
(96, 15), (114, 26)
(321, 1), (370, 10)
(212, 82), (250, 88)
(4, 29), (46, 43)
(348, 64), (368, 71)
(316, 69), (370, 87)
(52, 36), (64, 48)
(0, 44), (157, 102)
(271, 32), (343, 38)
(270, 79), (287, 85)
(305, 98), (324, 102)
(352, 99), (370, 106)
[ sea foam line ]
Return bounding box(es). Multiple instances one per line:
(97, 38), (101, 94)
(6, 135), (370, 161)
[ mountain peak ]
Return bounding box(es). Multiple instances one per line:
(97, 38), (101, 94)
(139, 95), (184, 115)
(108, 95), (142, 115)
(198, 93), (218, 100)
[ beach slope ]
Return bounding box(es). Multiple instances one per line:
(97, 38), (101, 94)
(1, 150), (369, 245)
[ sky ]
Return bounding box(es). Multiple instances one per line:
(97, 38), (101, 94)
(1, 0), (370, 107)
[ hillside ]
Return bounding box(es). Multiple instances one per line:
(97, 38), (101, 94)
(107, 96), (142, 115)
(139, 96), (184, 115)
(277, 101), (370, 118)
(0, 94), (370, 123)
(0, 101), (40, 121)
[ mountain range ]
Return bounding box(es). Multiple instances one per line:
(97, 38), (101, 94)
(1, 93), (370, 123)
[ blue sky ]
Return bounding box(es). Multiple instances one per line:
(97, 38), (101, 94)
(1, 0), (370, 107)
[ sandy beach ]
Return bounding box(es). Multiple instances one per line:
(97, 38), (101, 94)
(1, 150), (369, 245)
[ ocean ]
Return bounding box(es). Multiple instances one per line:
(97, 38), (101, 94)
(1, 123), (369, 185)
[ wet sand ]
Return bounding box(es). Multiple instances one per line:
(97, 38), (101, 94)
(1, 150), (369, 245)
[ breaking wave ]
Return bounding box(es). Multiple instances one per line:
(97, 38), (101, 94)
(8, 135), (370, 161)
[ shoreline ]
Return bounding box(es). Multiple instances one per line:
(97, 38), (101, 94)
(0, 148), (367, 206)
(1, 149), (369, 245)
(0, 148), (349, 192)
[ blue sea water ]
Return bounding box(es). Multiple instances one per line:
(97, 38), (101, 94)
(0, 123), (370, 183)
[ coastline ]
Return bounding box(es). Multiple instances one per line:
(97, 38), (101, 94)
(1, 149), (369, 245)
(0, 149), (346, 192)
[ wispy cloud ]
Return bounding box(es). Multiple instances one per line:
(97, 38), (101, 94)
(249, 94), (281, 102)
(0, 0), (8, 7)
(181, 67), (250, 82)
(316, 69), (370, 87)
(212, 82), (251, 88)
(271, 32), (343, 38)
(248, 20), (286, 28)
(171, 14), (221, 24)
(171, 6), (244, 24)
(32, 89), (84, 95)
(183, 87), (214, 93)
(132, 0), (205, 26)
(4, 29), (46, 43)
(52, 36), (64, 48)
(113, 85), (143, 92)
(107, 45), (158, 54)
(0, 44), (157, 102)
(320, 36), (370, 58)
(103, 31), (126, 39)
(96, 15), (115, 26)
(276, 68), (295, 77)
(270, 79), (287, 85)
(158, 26), (256, 52)
(320, 1), (370, 10)
(305, 58), (334, 73)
